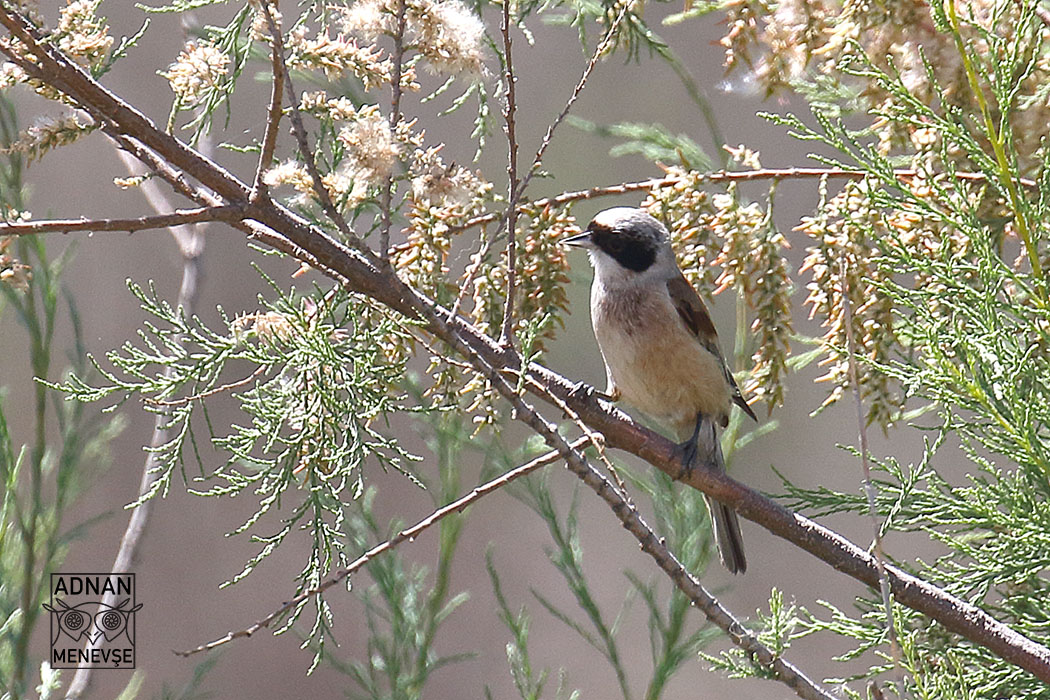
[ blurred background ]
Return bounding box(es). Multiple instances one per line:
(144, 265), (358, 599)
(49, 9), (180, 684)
(1, 2), (937, 697)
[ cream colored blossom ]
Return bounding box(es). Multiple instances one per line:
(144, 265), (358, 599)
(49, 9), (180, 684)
(0, 264), (31, 291)
(0, 236), (30, 292)
(338, 0), (392, 41)
(409, 147), (488, 207)
(336, 106), (400, 184)
(250, 4), (281, 42)
(300, 92), (359, 122)
(720, 0), (1050, 170)
(322, 164), (370, 205)
(325, 97), (359, 121)
(287, 32), (391, 90)
(262, 160), (314, 197)
(414, 0), (486, 75)
(161, 41), (229, 103)
(7, 114), (93, 162)
(230, 311), (296, 344)
(56, 0), (113, 69)
(113, 175), (145, 189)
(0, 62), (26, 88)
(339, 0), (486, 76)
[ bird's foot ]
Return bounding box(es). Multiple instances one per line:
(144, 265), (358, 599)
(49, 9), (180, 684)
(673, 438), (699, 481)
(568, 382), (618, 403)
(674, 412), (722, 480)
(568, 381), (595, 401)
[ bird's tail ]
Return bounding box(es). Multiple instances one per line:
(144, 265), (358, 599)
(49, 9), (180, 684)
(706, 496), (747, 574)
(692, 415), (747, 574)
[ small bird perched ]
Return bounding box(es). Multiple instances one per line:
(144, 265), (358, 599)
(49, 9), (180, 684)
(562, 207), (757, 574)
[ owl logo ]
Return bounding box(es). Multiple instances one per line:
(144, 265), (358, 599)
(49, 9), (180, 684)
(44, 597), (142, 646)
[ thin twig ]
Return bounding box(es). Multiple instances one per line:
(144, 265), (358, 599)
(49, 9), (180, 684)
(516, 2), (628, 199)
(175, 437), (592, 657)
(499, 0), (520, 346)
(457, 5), (628, 329)
(840, 257), (904, 680)
(451, 166), (1037, 234)
(258, 2), (380, 266)
(66, 132), (213, 700)
(447, 228), (491, 320)
(522, 374), (632, 504)
(0, 205), (245, 236)
(251, 2), (285, 203)
(144, 365), (267, 407)
(379, 0), (409, 262)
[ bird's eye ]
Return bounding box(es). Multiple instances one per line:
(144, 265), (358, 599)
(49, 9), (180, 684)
(604, 235), (625, 252)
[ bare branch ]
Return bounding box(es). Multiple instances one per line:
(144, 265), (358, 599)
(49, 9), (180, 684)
(379, 0), (409, 262)
(0, 205), (244, 237)
(840, 257), (903, 680)
(175, 437), (592, 658)
(499, 0), (520, 346)
(66, 126), (215, 700)
(257, 2), (380, 265)
(452, 166), (1037, 234)
(251, 3), (285, 203)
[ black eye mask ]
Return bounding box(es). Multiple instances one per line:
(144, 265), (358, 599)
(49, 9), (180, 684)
(591, 229), (657, 272)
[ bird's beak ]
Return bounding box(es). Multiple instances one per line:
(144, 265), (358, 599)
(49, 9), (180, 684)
(560, 231), (593, 248)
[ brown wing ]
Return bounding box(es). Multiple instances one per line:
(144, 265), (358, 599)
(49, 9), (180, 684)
(666, 274), (758, 422)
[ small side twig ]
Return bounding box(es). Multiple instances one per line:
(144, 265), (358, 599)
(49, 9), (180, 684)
(258, 2), (379, 265)
(450, 166), (1038, 235)
(840, 256), (903, 678)
(379, 0), (409, 262)
(0, 205), (245, 237)
(250, 2), (285, 203)
(176, 437), (592, 657)
(144, 365), (267, 407)
(522, 373), (632, 503)
(516, 1), (628, 199)
(499, 0), (520, 346)
(456, 5), (628, 328)
(65, 135), (214, 700)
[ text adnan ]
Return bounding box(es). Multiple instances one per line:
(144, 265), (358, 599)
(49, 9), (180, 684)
(53, 575), (132, 597)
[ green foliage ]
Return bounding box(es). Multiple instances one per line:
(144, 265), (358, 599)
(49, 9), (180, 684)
(165, 4), (254, 143)
(716, 1), (1050, 696)
(322, 412), (473, 693)
(0, 101), (121, 697)
(497, 455), (726, 700)
(488, 550), (580, 700)
(50, 275), (429, 618)
(703, 588), (803, 681)
(567, 117), (713, 169)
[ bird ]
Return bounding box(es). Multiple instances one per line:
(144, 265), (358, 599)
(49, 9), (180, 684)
(562, 206), (757, 574)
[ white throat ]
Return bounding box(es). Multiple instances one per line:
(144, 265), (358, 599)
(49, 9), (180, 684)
(587, 246), (677, 292)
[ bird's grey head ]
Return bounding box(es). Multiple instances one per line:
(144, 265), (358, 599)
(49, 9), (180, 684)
(562, 207), (675, 283)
